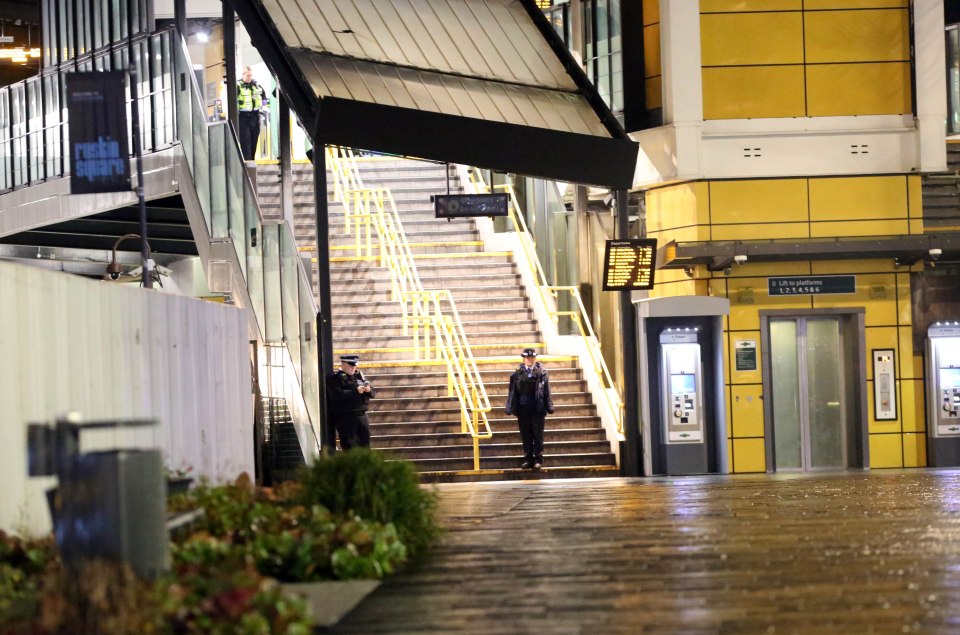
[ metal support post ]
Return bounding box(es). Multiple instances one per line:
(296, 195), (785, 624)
(129, 53), (151, 287)
(617, 189), (639, 476)
(223, 0), (238, 132)
(279, 96), (294, 227)
(174, 0), (186, 38)
(314, 142), (335, 453)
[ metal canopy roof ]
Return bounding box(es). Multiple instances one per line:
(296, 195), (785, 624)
(660, 234), (960, 272)
(233, 0), (638, 188)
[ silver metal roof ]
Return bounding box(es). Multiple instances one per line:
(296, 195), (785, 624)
(262, 0), (611, 137)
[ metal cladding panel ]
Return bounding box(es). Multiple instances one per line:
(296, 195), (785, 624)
(292, 50), (609, 137)
(262, 0), (575, 91)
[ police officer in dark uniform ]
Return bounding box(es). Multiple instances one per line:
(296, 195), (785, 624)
(326, 354), (376, 450)
(505, 348), (554, 470)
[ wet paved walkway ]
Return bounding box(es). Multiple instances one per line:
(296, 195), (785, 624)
(330, 471), (960, 634)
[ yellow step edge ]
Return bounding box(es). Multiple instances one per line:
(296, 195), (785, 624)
(334, 343), (544, 355)
(350, 355), (577, 369)
(325, 252), (511, 263)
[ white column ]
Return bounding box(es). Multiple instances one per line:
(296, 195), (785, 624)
(914, 0), (948, 172)
(660, 0), (704, 179)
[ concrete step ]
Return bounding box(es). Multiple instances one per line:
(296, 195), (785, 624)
(331, 253), (512, 271)
(334, 344), (543, 362)
(401, 452), (616, 473)
(371, 428), (608, 448)
(336, 329), (540, 350)
(367, 402), (594, 423)
(379, 440), (612, 461)
(331, 271), (519, 292)
(332, 318), (539, 338)
(369, 416), (603, 436)
(329, 295), (532, 316)
(328, 229), (479, 248)
(363, 357), (580, 374)
(370, 391), (590, 412)
(366, 367), (582, 386)
(331, 242), (485, 257)
(417, 464), (620, 483)
(334, 286), (526, 304)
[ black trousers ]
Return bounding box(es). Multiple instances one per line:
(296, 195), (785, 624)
(517, 409), (545, 460)
(334, 413), (371, 450)
(238, 111), (260, 161)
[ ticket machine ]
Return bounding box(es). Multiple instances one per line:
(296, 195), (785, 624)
(635, 296), (729, 476)
(927, 322), (960, 466)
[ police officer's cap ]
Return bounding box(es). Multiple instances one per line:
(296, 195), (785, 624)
(521, 348), (538, 358)
(340, 354), (360, 366)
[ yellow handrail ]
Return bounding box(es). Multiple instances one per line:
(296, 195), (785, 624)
(325, 148), (492, 470)
(466, 169), (624, 435)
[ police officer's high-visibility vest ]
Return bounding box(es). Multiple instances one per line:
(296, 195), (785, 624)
(237, 81), (262, 112)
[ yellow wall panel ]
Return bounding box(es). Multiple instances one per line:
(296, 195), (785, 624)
(731, 385), (765, 437)
(812, 278), (898, 326)
(903, 433), (927, 468)
(804, 10), (909, 64)
(733, 438), (767, 473)
(702, 0), (802, 11)
(909, 220), (924, 235)
(896, 278), (913, 327)
(730, 289), (812, 331)
(725, 389), (733, 438)
(900, 379), (926, 432)
(897, 326), (915, 378)
(702, 13), (804, 67)
(809, 220), (909, 238)
(710, 179), (808, 224)
(645, 76), (662, 110)
(708, 278), (729, 298)
(804, 0), (907, 9)
(732, 262), (811, 278)
(703, 66), (806, 120)
(907, 175), (923, 218)
(711, 223), (809, 241)
(644, 24), (661, 78)
(869, 434), (903, 468)
(642, 0), (659, 25)
(867, 385), (901, 433)
(806, 62), (911, 116)
(808, 176), (908, 222)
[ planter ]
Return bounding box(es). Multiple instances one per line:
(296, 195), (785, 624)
(166, 477), (193, 496)
(281, 580), (380, 627)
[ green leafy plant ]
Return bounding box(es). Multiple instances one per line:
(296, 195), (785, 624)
(297, 449), (440, 556)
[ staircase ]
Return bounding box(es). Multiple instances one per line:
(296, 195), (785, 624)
(262, 397), (306, 485)
(256, 158), (618, 482)
(921, 143), (960, 231)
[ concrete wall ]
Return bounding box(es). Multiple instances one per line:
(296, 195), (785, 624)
(0, 261), (253, 536)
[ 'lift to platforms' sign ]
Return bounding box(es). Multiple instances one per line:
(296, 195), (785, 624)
(67, 71), (130, 195)
(602, 239), (657, 291)
(768, 275), (857, 296)
(433, 194), (509, 218)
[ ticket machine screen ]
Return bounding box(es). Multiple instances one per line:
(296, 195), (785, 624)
(939, 368), (960, 388)
(671, 374), (696, 395)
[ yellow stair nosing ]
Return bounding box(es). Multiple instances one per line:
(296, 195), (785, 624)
(334, 343), (544, 355)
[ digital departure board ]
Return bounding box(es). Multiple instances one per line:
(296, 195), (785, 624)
(433, 194), (509, 218)
(602, 239), (657, 290)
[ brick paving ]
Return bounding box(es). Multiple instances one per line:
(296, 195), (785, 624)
(329, 471), (960, 634)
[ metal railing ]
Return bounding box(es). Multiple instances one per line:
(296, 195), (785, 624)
(326, 148), (493, 470)
(466, 168), (624, 435)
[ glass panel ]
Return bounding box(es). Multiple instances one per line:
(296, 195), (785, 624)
(806, 319), (845, 469)
(949, 27), (960, 136)
(26, 78), (42, 182)
(135, 40), (153, 153)
(280, 229), (302, 381)
(208, 123), (227, 237)
(76, 0), (88, 56)
(190, 71), (211, 224)
(771, 319), (802, 470)
(91, 0), (104, 51)
(44, 74), (61, 179)
(299, 268), (320, 434)
(224, 129), (245, 255)
(0, 92), (10, 191)
(245, 178), (266, 331)
(60, 0), (74, 61)
(60, 69), (70, 176)
(11, 84), (27, 187)
(174, 40), (194, 172)
(263, 224), (283, 343)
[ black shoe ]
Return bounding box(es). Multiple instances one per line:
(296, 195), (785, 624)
(533, 461), (542, 471)
(520, 459), (533, 470)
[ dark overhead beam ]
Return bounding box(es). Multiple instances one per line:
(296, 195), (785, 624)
(315, 97), (638, 190)
(0, 231), (199, 255)
(0, 2), (41, 22)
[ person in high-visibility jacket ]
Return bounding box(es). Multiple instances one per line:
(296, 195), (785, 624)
(237, 66), (267, 161)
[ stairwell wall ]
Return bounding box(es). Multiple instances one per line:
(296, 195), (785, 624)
(0, 260), (254, 536)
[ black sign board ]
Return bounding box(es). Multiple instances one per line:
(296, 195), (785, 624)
(67, 71), (130, 194)
(768, 275), (857, 296)
(434, 194), (509, 218)
(602, 239), (657, 290)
